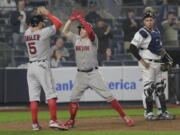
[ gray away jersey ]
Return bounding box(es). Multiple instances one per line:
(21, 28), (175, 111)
(24, 25), (56, 61)
(71, 33), (99, 70)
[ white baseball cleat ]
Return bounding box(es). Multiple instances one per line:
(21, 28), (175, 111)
(49, 120), (68, 130)
(145, 112), (158, 120)
(158, 111), (176, 120)
(32, 123), (42, 131)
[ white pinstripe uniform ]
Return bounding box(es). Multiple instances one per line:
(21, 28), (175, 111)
(131, 27), (166, 115)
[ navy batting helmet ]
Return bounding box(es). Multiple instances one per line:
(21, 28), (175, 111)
(30, 15), (44, 27)
(77, 22), (94, 30)
(143, 11), (155, 20)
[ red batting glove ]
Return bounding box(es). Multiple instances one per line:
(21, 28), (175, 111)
(69, 10), (84, 21)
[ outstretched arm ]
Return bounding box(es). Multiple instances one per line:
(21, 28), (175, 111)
(37, 7), (62, 30)
(47, 14), (62, 29)
(62, 20), (73, 41)
(78, 17), (95, 41)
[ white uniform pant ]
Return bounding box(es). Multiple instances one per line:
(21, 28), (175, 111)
(27, 61), (57, 101)
(70, 69), (114, 102)
(139, 60), (164, 112)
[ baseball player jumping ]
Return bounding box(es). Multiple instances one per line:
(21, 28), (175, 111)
(130, 11), (175, 120)
(24, 7), (68, 131)
(62, 11), (134, 128)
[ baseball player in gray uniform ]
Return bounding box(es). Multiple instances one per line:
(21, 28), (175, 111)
(62, 11), (134, 128)
(130, 11), (175, 120)
(24, 7), (68, 131)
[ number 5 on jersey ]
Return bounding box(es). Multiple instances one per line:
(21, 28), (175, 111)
(28, 42), (37, 54)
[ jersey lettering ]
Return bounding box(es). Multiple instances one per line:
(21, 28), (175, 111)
(75, 46), (90, 51)
(28, 42), (37, 54)
(24, 34), (40, 41)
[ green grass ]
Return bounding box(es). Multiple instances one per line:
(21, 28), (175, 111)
(0, 108), (180, 135)
(0, 108), (180, 123)
(0, 130), (179, 135)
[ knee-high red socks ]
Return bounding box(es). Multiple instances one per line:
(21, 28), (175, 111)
(48, 98), (57, 121)
(30, 99), (57, 124)
(30, 101), (39, 124)
(110, 99), (126, 118)
(69, 102), (79, 120)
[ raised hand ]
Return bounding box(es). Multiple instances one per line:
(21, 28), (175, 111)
(69, 10), (84, 21)
(37, 7), (50, 16)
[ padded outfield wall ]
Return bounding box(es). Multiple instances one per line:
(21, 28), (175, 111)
(0, 67), (169, 103)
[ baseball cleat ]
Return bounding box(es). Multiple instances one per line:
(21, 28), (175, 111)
(123, 116), (134, 126)
(158, 111), (176, 120)
(64, 119), (75, 128)
(49, 120), (68, 130)
(32, 123), (42, 131)
(145, 112), (158, 120)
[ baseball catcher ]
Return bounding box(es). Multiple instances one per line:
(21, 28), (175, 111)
(130, 11), (175, 120)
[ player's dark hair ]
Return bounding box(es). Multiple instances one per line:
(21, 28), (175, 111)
(77, 25), (83, 35)
(77, 22), (93, 35)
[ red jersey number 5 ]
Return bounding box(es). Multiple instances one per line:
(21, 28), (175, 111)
(28, 42), (37, 54)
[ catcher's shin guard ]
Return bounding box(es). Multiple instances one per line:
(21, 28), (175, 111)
(144, 82), (155, 113)
(155, 81), (167, 113)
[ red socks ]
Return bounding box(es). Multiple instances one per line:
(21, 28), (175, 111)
(110, 99), (126, 118)
(30, 101), (39, 124)
(48, 98), (57, 121)
(69, 102), (79, 120)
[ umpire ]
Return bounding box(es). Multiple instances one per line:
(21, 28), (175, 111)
(130, 11), (175, 120)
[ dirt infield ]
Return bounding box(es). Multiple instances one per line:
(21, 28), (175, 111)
(0, 115), (179, 131)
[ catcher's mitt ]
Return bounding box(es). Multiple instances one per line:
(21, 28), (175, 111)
(160, 62), (172, 72)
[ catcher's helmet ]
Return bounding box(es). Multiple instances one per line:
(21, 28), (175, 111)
(143, 11), (155, 20)
(30, 15), (44, 27)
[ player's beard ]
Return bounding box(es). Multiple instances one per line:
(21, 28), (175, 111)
(145, 24), (153, 31)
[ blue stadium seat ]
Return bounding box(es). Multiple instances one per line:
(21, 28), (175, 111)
(103, 19), (113, 26)
(14, 50), (25, 57)
(114, 54), (133, 61)
(64, 42), (74, 48)
(68, 48), (75, 61)
(122, 60), (138, 66)
(14, 56), (29, 66)
(61, 61), (76, 67)
(102, 60), (122, 66)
